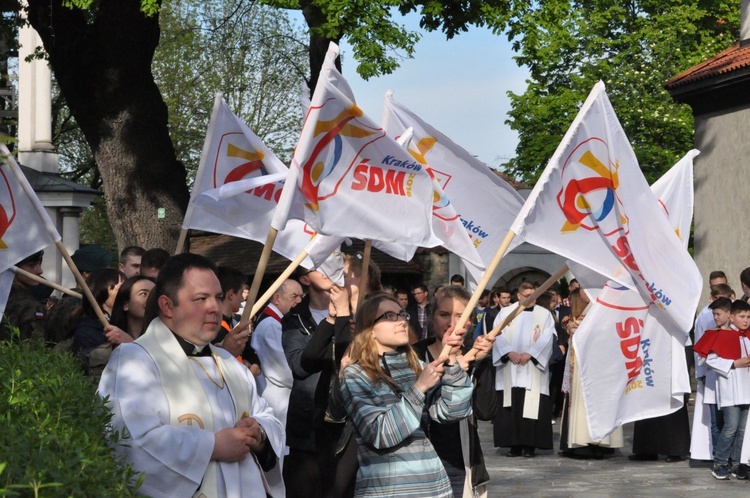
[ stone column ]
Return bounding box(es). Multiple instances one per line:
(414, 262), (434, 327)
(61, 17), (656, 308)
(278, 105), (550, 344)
(60, 207), (82, 290)
(17, 19), (57, 172)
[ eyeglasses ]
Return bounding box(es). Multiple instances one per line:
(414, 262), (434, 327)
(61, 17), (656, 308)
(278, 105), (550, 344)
(374, 311), (411, 323)
(412, 291), (425, 296)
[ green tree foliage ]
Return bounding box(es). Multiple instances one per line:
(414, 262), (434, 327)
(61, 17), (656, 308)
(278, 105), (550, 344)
(154, 0), (308, 180)
(0, 334), (141, 496)
(50, 0), (307, 247)
(261, 0), (512, 90)
(501, 0), (739, 184)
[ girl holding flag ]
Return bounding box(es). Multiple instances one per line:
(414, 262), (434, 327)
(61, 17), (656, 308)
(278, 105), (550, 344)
(340, 293), (472, 497)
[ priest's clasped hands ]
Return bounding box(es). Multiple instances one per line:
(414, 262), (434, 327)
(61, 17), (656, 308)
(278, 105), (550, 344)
(212, 416), (267, 462)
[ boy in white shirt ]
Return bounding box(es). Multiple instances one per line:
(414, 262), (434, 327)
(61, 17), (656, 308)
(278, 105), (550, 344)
(695, 300), (750, 480)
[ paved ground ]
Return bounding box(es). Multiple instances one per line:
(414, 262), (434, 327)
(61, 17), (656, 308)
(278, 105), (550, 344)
(479, 406), (750, 497)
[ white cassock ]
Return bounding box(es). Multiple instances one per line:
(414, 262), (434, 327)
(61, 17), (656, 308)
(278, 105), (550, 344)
(690, 306), (719, 460)
(98, 318), (285, 498)
(492, 304), (555, 419)
(251, 304), (293, 427)
(705, 334), (750, 462)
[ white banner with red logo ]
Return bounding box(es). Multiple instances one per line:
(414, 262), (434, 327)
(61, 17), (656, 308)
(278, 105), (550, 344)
(382, 91), (524, 280)
(0, 145), (61, 272)
(510, 81), (701, 333)
(573, 151), (698, 439)
(271, 43), (435, 247)
(393, 128), (485, 276)
(573, 284), (687, 439)
(0, 145), (62, 313)
(184, 94), (344, 269)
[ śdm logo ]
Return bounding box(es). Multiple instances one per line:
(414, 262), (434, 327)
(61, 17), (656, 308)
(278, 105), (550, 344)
(301, 104), (375, 211)
(213, 133), (270, 192)
(0, 166), (16, 250)
(404, 135), (452, 211)
(556, 137), (628, 235)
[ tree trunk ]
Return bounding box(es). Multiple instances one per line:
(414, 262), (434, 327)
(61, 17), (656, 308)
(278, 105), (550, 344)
(25, 0), (189, 251)
(302, 2), (341, 94)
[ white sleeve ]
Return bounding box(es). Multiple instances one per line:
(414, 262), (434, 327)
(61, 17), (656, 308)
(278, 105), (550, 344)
(706, 352), (734, 378)
(492, 307), (514, 361)
(252, 321), (293, 389)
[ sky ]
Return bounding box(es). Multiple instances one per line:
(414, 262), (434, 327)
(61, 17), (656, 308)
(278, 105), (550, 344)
(300, 14), (530, 169)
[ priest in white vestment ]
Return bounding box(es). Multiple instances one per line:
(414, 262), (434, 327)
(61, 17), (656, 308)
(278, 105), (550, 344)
(99, 254), (285, 498)
(491, 281), (555, 457)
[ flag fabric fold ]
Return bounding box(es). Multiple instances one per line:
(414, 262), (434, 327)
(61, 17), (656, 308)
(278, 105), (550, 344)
(0, 145), (61, 271)
(510, 81), (701, 333)
(271, 43), (435, 247)
(572, 149), (699, 439)
(382, 91), (524, 282)
(0, 144), (62, 313)
(393, 127), (485, 276)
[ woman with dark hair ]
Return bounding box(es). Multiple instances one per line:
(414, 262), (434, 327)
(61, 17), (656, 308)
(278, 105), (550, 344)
(71, 268), (127, 379)
(109, 275), (156, 340)
(414, 285), (494, 498)
(340, 293), (472, 497)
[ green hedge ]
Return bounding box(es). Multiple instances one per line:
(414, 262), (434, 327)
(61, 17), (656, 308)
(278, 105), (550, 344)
(0, 332), (141, 497)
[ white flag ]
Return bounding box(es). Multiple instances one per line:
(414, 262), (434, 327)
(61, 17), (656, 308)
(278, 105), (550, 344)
(392, 128), (484, 277)
(650, 149), (698, 250)
(382, 91), (525, 278)
(0, 145), (61, 315)
(510, 81), (701, 332)
(0, 145), (60, 272)
(574, 150), (699, 439)
(271, 43), (436, 247)
(183, 94), (343, 270)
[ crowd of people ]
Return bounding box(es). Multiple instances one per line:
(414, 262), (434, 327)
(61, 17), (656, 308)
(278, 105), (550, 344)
(5, 244), (750, 496)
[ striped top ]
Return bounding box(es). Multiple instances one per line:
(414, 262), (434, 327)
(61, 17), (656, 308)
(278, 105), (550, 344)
(341, 350), (473, 497)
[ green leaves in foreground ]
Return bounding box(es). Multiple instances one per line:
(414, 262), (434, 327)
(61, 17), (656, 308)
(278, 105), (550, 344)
(0, 334), (140, 497)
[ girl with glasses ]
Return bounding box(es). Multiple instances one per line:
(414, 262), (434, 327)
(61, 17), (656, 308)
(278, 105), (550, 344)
(414, 285), (495, 498)
(340, 293), (473, 497)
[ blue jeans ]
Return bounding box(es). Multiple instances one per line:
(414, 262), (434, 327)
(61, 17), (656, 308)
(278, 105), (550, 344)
(709, 403), (724, 456)
(714, 404), (749, 466)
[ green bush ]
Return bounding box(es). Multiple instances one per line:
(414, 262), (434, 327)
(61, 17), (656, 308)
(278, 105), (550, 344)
(0, 332), (140, 497)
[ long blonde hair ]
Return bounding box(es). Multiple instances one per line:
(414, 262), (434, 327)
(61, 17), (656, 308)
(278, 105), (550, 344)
(348, 293), (422, 392)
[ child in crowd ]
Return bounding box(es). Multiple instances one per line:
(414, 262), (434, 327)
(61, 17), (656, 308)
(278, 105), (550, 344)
(694, 300), (750, 480)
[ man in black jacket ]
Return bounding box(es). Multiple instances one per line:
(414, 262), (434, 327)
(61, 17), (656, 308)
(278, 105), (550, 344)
(282, 264), (351, 498)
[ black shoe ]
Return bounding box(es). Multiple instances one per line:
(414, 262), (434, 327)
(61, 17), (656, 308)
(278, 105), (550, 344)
(506, 450), (522, 457)
(628, 453), (658, 461)
(732, 464), (749, 480)
(712, 464), (731, 480)
(523, 449), (536, 458)
(665, 455), (684, 463)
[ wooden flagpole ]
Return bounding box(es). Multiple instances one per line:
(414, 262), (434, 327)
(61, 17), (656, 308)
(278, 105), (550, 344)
(0, 144), (109, 328)
(174, 228), (190, 255)
(438, 229), (517, 358)
(463, 264), (570, 362)
(57, 241), (110, 327)
(240, 227), (279, 323)
(249, 247), (309, 319)
(355, 240), (372, 312)
(12, 266), (82, 299)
